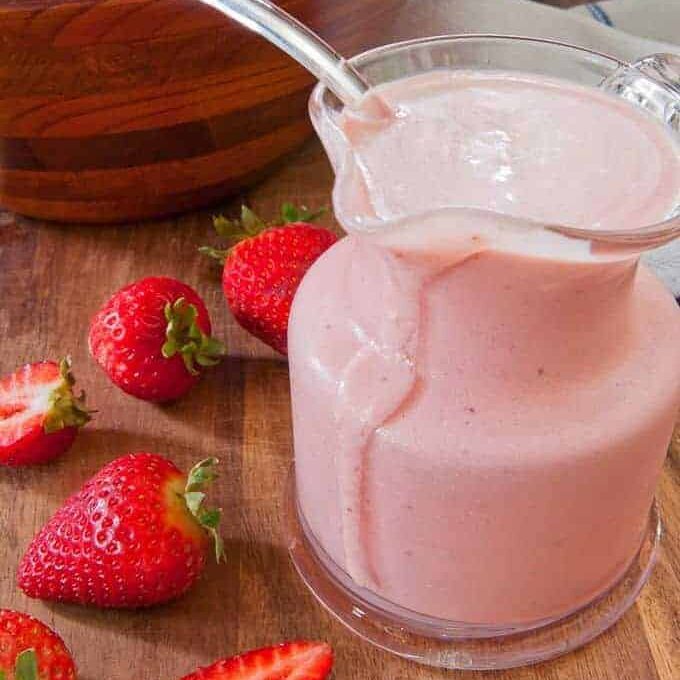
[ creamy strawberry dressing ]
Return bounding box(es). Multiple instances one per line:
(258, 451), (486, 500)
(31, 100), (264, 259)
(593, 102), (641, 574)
(289, 71), (680, 624)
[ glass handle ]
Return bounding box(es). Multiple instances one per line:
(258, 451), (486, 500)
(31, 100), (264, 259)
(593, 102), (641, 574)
(561, 54), (680, 251)
(601, 53), (680, 133)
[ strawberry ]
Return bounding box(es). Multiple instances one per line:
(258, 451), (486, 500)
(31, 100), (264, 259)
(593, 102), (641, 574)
(17, 454), (224, 608)
(0, 609), (76, 680)
(201, 204), (338, 355)
(179, 641), (333, 680)
(88, 276), (225, 402)
(0, 359), (91, 466)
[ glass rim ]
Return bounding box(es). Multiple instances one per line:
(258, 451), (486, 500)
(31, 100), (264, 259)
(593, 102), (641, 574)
(350, 32), (626, 68)
(311, 34), (680, 247)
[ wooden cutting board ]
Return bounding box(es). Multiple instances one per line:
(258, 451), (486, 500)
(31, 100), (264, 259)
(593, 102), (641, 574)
(0, 2), (678, 679)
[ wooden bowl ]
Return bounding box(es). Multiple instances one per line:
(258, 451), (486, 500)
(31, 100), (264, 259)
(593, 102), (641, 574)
(0, 0), (391, 223)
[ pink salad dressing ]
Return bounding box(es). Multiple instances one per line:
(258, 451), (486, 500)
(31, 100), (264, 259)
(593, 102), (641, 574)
(289, 71), (680, 624)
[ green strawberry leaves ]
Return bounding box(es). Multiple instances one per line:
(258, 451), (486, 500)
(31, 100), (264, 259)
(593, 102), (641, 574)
(198, 206), (265, 262)
(161, 298), (226, 376)
(279, 202), (326, 224)
(14, 649), (38, 680)
(197, 245), (230, 262)
(44, 357), (93, 434)
(200, 203), (327, 262)
(183, 458), (225, 563)
(214, 205), (265, 241)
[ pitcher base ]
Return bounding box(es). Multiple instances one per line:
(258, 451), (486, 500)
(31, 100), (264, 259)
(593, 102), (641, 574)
(286, 471), (661, 670)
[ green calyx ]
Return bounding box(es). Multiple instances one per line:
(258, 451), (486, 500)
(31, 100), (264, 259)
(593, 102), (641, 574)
(278, 202), (327, 225)
(182, 458), (225, 563)
(161, 298), (226, 376)
(44, 357), (93, 434)
(199, 203), (327, 263)
(13, 649), (38, 680)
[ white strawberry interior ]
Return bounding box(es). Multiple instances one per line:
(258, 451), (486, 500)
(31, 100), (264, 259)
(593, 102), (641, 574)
(0, 366), (61, 443)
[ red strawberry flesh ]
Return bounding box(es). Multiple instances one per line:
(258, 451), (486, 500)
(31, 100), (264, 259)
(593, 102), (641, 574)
(222, 224), (337, 354)
(0, 609), (76, 680)
(17, 453), (222, 608)
(88, 276), (224, 402)
(180, 641), (333, 680)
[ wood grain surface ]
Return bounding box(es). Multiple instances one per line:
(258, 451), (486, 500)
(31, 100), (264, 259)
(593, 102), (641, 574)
(1, 1), (678, 679)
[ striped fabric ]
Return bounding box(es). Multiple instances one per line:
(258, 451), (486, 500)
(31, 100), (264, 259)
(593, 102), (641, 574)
(585, 3), (614, 27)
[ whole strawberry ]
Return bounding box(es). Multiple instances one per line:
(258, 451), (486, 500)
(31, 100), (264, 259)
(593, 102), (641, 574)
(0, 609), (76, 680)
(0, 359), (91, 466)
(180, 641), (333, 680)
(201, 204), (338, 354)
(88, 276), (225, 402)
(18, 454), (224, 608)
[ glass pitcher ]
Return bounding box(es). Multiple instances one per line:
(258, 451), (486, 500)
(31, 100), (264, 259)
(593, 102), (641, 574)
(286, 36), (680, 670)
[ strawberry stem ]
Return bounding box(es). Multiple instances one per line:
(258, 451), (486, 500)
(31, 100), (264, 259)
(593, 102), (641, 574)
(278, 202), (327, 225)
(197, 246), (229, 263)
(200, 203), (327, 261)
(14, 649), (38, 680)
(161, 298), (226, 376)
(182, 458), (225, 563)
(44, 357), (93, 434)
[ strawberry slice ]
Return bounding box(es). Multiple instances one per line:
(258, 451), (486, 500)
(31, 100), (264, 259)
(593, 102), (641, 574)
(0, 359), (91, 466)
(180, 641), (333, 680)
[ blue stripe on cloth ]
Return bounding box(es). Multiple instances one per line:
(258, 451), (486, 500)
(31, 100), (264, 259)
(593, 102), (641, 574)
(586, 3), (614, 27)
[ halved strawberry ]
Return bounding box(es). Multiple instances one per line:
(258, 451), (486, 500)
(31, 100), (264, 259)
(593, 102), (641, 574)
(0, 359), (91, 466)
(180, 641), (333, 680)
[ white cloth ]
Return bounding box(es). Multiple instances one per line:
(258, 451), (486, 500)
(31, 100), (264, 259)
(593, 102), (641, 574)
(373, 0), (679, 295)
(570, 1), (679, 296)
(571, 1), (680, 50)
